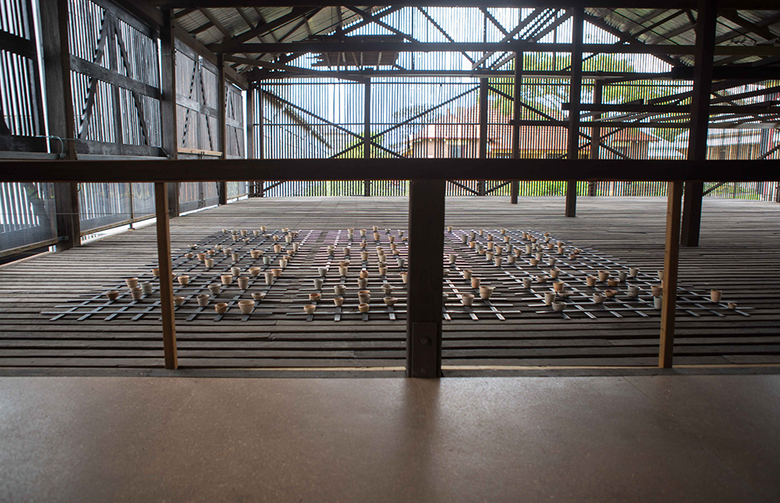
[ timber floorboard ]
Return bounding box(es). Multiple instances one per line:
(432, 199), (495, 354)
(0, 196), (779, 373)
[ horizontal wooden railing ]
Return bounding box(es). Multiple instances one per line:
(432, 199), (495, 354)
(1, 158), (779, 375)
(1, 159), (779, 183)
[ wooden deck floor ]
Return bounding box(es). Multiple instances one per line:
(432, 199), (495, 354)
(1, 196), (779, 373)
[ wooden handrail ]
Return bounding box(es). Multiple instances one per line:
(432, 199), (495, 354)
(1, 159), (779, 183)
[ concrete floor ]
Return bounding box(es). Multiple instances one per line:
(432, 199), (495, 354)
(1, 375), (779, 502)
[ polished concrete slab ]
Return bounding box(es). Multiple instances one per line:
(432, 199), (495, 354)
(1, 375), (779, 502)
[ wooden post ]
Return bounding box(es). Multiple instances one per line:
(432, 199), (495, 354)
(155, 182), (178, 369)
(246, 83), (256, 196)
(588, 80), (602, 197)
(659, 181), (683, 368)
(364, 78), (371, 197)
(257, 87), (264, 197)
(478, 77), (488, 196)
(406, 179), (445, 377)
(565, 7), (583, 217)
(217, 53), (228, 205)
(510, 51), (522, 204)
(41, 0), (80, 251)
(160, 10), (180, 218)
(681, 0), (717, 247)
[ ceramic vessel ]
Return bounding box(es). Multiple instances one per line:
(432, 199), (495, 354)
(197, 253), (206, 262)
(400, 272), (408, 284)
(479, 285), (495, 300)
(142, 283), (153, 295)
(551, 301), (565, 312)
(384, 297), (398, 307)
(627, 285), (640, 298)
(522, 278), (532, 289)
(106, 290), (119, 301)
(313, 278), (323, 290)
(651, 284), (663, 296)
(208, 284), (221, 294)
(173, 296), (185, 306)
(711, 289), (722, 303)
(529, 258), (539, 266)
(553, 281), (564, 292)
(507, 255), (517, 264)
(309, 292), (321, 302)
(598, 270), (609, 282)
(177, 275), (190, 285)
(262, 256), (271, 265)
(604, 289), (617, 298)
(334, 285), (346, 296)
(251, 250), (262, 259)
(333, 297), (344, 307)
(152, 268), (159, 277)
(221, 274), (233, 285)
(550, 268), (560, 279)
(586, 276), (597, 287)
(204, 258), (214, 268)
(264, 272), (274, 285)
(544, 292), (555, 305)
(607, 279), (619, 287)
(231, 253), (240, 262)
(470, 277), (481, 289)
(318, 267), (328, 277)
(251, 292), (265, 301)
(237, 277), (249, 290)
(125, 277), (139, 289)
(231, 267), (241, 277)
(629, 267), (639, 278)
(249, 267), (261, 277)
(272, 268), (283, 278)
(197, 294), (210, 307)
(728, 302), (737, 310)
(593, 293), (605, 304)
(653, 296), (663, 309)
(238, 300), (255, 314)
(358, 290), (371, 303)
(461, 293), (475, 306)
(357, 278), (368, 289)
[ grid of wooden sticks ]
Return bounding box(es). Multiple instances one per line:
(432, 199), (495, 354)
(44, 228), (749, 322)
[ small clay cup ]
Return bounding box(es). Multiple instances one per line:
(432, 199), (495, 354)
(106, 290), (119, 301)
(238, 300), (255, 314)
(197, 294), (210, 307)
(215, 302), (228, 314)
